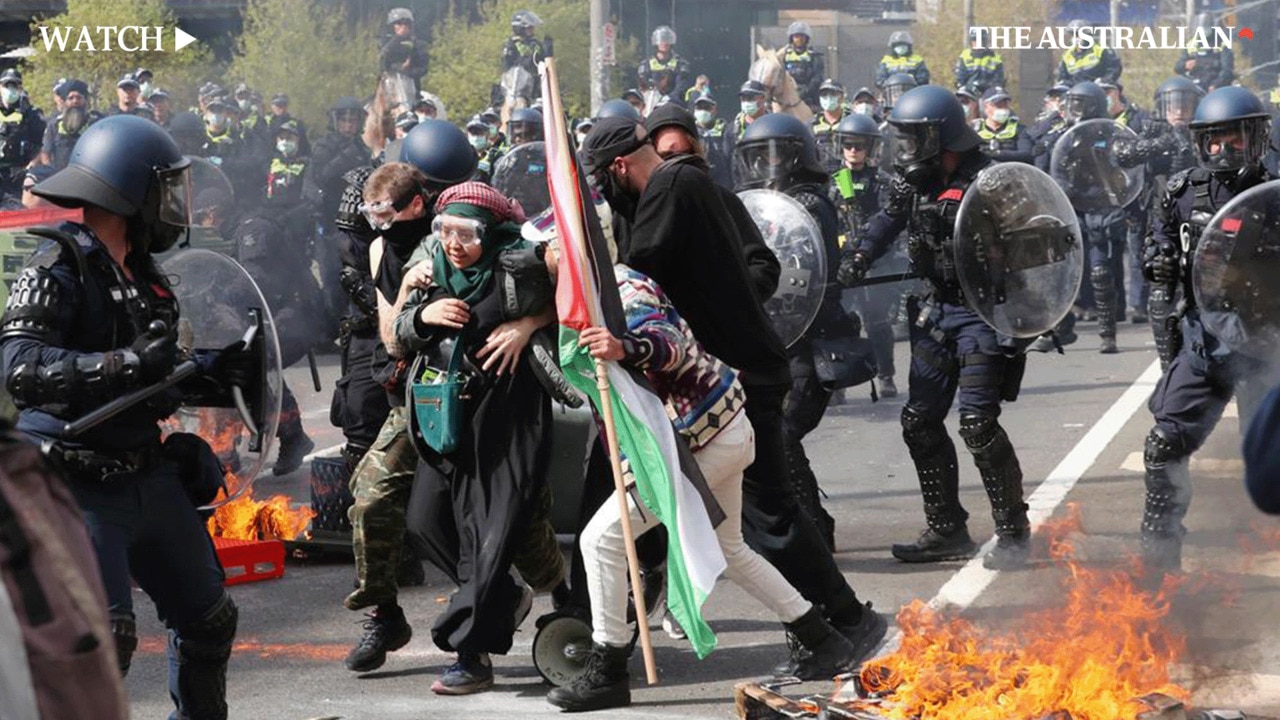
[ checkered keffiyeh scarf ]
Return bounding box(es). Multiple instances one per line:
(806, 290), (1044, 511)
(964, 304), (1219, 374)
(434, 181), (527, 225)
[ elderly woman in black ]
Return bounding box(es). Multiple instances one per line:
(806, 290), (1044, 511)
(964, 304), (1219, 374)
(394, 182), (560, 695)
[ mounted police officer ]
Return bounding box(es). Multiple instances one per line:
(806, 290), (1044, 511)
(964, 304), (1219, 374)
(1057, 19), (1123, 86)
(782, 21), (825, 111)
(503, 10), (552, 95)
(976, 86), (1033, 164)
(1174, 12), (1233, 92)
(1137, 86), (1276, 573)
(0, 68), (44, 203)
(954, 27), (1006, 96)
(832, 113), (901, 399)
(811, 79), (851, 172)
(37, 78), (97, 172)
(380, 8), (430, 92)
(638, 26), (691, 107)
(1, 115), (252, 719)
(875, 31), (930, 89)
(735, 113), (863, 549)
(838, 86), (1033, 569)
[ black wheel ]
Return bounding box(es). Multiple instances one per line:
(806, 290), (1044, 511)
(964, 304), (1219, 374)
(532, 614), (594, 687)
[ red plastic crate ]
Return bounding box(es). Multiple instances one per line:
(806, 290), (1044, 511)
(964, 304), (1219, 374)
(213, 537), (285, 586)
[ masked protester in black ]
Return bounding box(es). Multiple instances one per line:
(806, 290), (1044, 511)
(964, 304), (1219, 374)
(580, 117), (888, 678)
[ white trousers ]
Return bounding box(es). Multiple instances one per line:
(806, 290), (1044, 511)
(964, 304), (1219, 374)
(580, 411), (812, 647)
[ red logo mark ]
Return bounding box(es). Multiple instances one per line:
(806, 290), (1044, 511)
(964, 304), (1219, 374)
(1239, 28), (1254, 40)
(937, 188), (964, 202)
(1222, 217), (1242, 233)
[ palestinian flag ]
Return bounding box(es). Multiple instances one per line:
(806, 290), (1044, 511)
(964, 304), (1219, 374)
(539, 60), (726, 659)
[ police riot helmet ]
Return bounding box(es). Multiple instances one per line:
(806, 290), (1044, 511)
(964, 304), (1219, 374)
(734, 112), (826, 191)
(887, 85), (982, 187)
(1062, 81), (1108, 124)
(595, 99), (642, 122)
(329, 96), (366, 129)
(512, 10), (543, 31)
(400, 119), (478, 191)
(835, 113), (882, 157)
(387, 7), (414, 25)
(508, 107), (544, 145)
(1153, 76), (1203, 126)
(888, 31), (913, 51)
(1193, 11), (1213, 29)
(1188, 86), (1271, 177)
(34, 115), (192, 253)
(882, 72), (917, 110)
(651, 26), (677, 47)
(787, 21), (812, 43)
(168, 111), (206, 155)
(1066, 19), (1088, 32)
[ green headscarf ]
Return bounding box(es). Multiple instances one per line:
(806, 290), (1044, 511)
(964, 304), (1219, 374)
(431, 203), (528, 305)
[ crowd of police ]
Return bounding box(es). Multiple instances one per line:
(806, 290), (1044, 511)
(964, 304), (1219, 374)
(3, 6), (1280, 719)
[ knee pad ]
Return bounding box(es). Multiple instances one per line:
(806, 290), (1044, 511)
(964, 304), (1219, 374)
(1143, 426), (1188, 469)
(1091, 264), (1113, 292)
(957, 412), (999, 450)
(901, 405), (945, 451)
(177, 593), (238, 662)
(111, 614), (137, 676)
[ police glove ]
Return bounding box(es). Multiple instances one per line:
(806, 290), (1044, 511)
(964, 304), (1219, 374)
(1143, 243), (1179, 285)
(131, 321), (178, 382)
(212, 340), (256, 390)
(837, 251), (871, 287)
(544, 35), (555, 57)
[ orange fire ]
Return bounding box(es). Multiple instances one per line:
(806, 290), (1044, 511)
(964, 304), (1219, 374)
(857, 507), (1188, 720)
(206, 483), (315, 542)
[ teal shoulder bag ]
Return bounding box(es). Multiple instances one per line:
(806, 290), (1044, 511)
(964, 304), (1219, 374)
(408, 336), (469, 455)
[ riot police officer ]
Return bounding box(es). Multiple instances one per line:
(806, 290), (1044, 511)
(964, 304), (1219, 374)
(637, 26), (691, 106)
(380, 8), (430, 91)
(838, 86), (1033, 569)
(832, 113), (900, 399)
(783, 21), (825, 111)
(1174, 13), (1233, 92)
(812, 79), (850, 172)
(735, 113), (863, 550)
(1102, 80), (1154, 327)
(1057, 19), (1123, 86)
(954, 27), (1006, 96)
(37, 78), (96, 172)
(882, 72), (918, 115)
(506, 106), (544, 147)
(1137, 86), (1276, 572)
(503, 10), (551, 99)
(595, 98), (642, 123)
(305, 97), (372, 233)
(2, 115), (249, 719)
(0, 68), (43, 203)
(875, 31), (930, 89)
(976, 86), (1033, 164)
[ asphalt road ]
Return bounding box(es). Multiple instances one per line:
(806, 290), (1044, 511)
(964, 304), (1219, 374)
(124, 321), (1280, 720)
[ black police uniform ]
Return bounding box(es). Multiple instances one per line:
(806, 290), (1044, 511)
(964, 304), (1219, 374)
(783, 44), (824, 110)
(1174, 43), (1233, 91)
(638, 53), (692, 106)
(41, 109), (100, 171)
(976, 117), (1034, 164)
(268, 112), (312, 157)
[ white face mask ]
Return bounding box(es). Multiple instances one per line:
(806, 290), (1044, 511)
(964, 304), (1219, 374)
(819, 96), (841, 112)
(694, 109), (714, 126)
(239, 99), (252, 112)
(416, 112), (431, 124)
(576, 131), (589, 145)
(0, 87), (20, 106)
(893, 44), (909, 56)
(469, 134), (489, 151)
(992, 108), (1011, 124)
(853, 102), (873, 116)
(277, 139), (297, 156)
(741, 100), (760, 116)
(206, 112), (226, 131)
(139, 81), (153, 97)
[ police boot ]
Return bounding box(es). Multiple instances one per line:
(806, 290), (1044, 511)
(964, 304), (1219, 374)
(111, 614), (138, 676)
(771, 607), (861, 681)
(345, 604), (413, 672)
(1092, 264), (1120, 354)
(958, 413), (1031, 570)
(173, 594), (237, 720)
(893, 408), (975, 563)
(273, 423), (316, 476)
(1140, 428), (1191, 574)
(546, 642), (632, 712)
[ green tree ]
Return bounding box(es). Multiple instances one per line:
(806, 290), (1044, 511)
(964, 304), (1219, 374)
(425, 0), (619, 121)
(228, 0), (379, 137)
(20, 0), (213, 117)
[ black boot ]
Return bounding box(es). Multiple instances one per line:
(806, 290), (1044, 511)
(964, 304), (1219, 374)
(345, 604), (412, 672)
(273, 427), (316, 476)
(958, 413), (1031, 570)
(771, 607), (859, 681)
(1140, 428), (1190, 574)
(894, 407), (975, 562)
(546, 642), (632, 712)
(174, 594), (237, 720)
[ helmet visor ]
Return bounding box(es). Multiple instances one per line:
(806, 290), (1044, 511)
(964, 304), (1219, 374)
(734, 138), (802, 189)
(838, 134), (880, 157)
(158, 165), (193, 227)
(1157, 89), (1199, 126)
(889, 123), (941, 168)
(1193, 118), (1269, 173)
(1061, 95), (1096, 124)
(884, 83), (910, 108)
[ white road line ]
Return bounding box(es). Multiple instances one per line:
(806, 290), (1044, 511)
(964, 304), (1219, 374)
(880, 359), (1165, 652)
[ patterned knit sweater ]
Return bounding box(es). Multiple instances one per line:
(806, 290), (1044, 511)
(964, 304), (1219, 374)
(615, 264), (746, 451)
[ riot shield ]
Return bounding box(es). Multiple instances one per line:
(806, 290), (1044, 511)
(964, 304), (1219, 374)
(500, 66), (535, 110)
(492, 141), (551, 217)
(738, 189), (827, 347)
(954, 162), (1084, 338)
(1192, 179), (1280, 359)
(1049, 118), (1145, 212)
(161, 249), (283, 506)
(380, 72), (417, 112)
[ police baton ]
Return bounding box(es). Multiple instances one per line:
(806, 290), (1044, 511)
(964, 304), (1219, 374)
(63, 360), (201, 438)
(845, 271), (920, 288)
(307, 349), (322, 392)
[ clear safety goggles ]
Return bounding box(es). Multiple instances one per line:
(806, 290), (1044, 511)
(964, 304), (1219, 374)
(432, 215), (484, 247)
(359, 194), (415, 231)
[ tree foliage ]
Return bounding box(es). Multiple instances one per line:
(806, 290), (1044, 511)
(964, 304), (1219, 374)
(20, 0), (213, 116)
(424, 0), (620, 121)
(228, 0), (380, 136)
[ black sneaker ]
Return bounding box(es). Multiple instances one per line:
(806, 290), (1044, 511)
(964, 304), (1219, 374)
(891, 526), (978, 563)
(832, 603), (889, 666)
(345, 606), (412, 672)
(431, 652), (494, 695)
(273, 432), (316, 476)
(982, 534), (1031, 570)
(546, 643), (631, 711)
